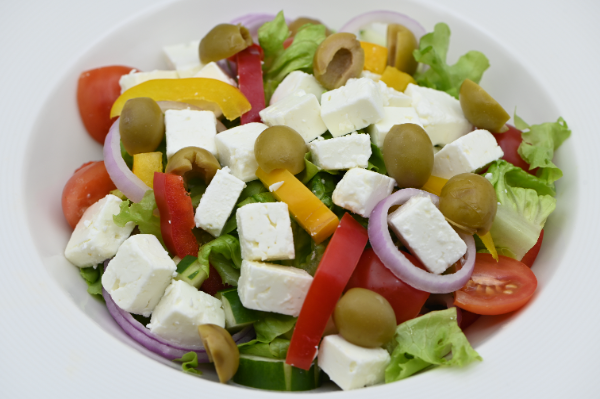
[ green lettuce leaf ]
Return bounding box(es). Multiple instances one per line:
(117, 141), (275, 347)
(221, 181), (272, 235)
(413, 23), (490, 98)
(113, 190), (164, 246)
(385, 308), (481, 382)
(79, 264), (105, 300)
(367, 143), (387, 175)
(238, 337), (290, 359)
(307, 172), (338, 208)
(281, 219), (327, 276)
(197, 234), (242, 286)
(173, 352), (203, 375)
(238, 312), (296, 356)
(487, 160), (557, 260)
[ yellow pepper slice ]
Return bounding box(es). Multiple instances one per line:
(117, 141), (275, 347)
(360, 41), (388, 75)
(133, 152), (163, 188)
(110, 78), (251, 121)
(477, 231), (499, 261)
(380, 66), (416, 92)
(421, 175), (448, 196)
(256, 167), (339, 244)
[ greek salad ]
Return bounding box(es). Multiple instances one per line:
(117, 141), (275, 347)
(63, 10), (570, 391)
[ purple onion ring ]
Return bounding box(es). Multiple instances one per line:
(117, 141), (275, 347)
(339, 10), (427, 41)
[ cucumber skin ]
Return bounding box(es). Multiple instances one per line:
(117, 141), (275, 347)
(217, 288), (259, 327)
(233, 356), (323, 391)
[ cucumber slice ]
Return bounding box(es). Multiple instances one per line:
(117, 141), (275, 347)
(174, 255), (207, 288)
(216, 288), (259, 329)
(233, 355), (322, 391)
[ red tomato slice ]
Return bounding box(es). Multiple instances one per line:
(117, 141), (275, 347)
(62, 161), (117, 229)
(200, 265), (232, 296)
(454, 253), (537, 315)
(345, 248), (430, 324)
(237, 44), (265, 124)
(77, 65), (137, 144)
(521, 230), (544, 268)
(491, 124), (537, 175)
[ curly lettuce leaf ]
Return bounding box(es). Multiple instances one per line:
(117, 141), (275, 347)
(238, 313), (296, 357)
(113, 190), (164, 246)
(79, 264), (105, 300)
(198, 234), (242, 286)
(281, 218), (327, 276)
(173, 352), (203, 375)
(385, 308), (481, 382)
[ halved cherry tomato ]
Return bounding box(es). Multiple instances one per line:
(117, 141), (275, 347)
(77, 65), (136, 144)
(521, 230), (544, 268)
(492, 124), (537, 175)
(62, 161), (117, 229)
(200, 265), (232, 296)
(454, 253), (537, 315)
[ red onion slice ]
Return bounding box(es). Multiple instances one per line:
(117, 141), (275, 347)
(339, 10), (427, 41)
(230, 13), (291, 42)
(368, 189), (476, 294)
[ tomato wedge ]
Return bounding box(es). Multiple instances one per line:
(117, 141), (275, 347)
(491, 124), (537, 175)
(454, 253), (537, 315)
(521, 230), (544, 268)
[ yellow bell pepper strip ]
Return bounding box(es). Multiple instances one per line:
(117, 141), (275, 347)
(110, 78), (251, 121)
(255, 167), (339, 244)
(380, 65), (416, 92)
(132, 152), (163, 188)
(478, 231), (499, 261)
(360, 41), (388, 75)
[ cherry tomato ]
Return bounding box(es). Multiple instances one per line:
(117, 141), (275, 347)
(200, 265), (232, 296)
(454, 253), (537, 315)
(491, 124), (537, 175)
(77, 65), (136, 144)
(62, 161), (117, 229)
(346, 248), (430, 324)
(521, 230), (543, 268)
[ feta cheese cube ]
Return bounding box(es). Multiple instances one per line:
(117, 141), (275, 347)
(431, 129), (504, 179)
(377, 81), (412, 107)
(320, 78), (385, 137)
(237, 260), (313, 316)
(360, 70), (381, 81)
(64, 194), (135, 268)
(368, 107), (423, 148)
(388, 195), (467, 274)
(163, 40), (203, 78)
(332, 168), (395, 217)
(270, 70), (325, 105)
(119, 70), (179, 93)
(260, 90), (327, 143)
(318, 334), (390, 391)
(101, 234), (177, 316)
(195, 167), (246, 237)
(404, 83), (472, 146)
(148, 280), (225, 347)
(309, 133), (372, 170)
(236, 202), (295, 261)
(193, 61), (237, 87)
(215, 122), (268, 182)
(165, 109), (218, 159)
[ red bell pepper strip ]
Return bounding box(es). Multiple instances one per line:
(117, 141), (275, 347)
(237, 44), (265, 124)
(153, 172), (199, 258)
(286, 214), (369, 370)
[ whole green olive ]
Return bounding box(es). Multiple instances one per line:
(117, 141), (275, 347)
(439, 173), (497, 235)
(459, 79), (510, 133)
(334, 288), (397, 348)
(313, 32), (364, 90)
(119, 97), (165, 155)
(198, 324), (239, 384)
(165, 146), (221, 185)
(383, 123), (434, 188)
(288, 17), (331, 36)
(254, 126), (307, 174)
(387, 24), (418, 75)
(199, 24), (252, 64)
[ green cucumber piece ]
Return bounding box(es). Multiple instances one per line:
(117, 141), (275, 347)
(233, 355), (322, 391)
(174, 255), (207, 288)
(216, 288), (259, 329)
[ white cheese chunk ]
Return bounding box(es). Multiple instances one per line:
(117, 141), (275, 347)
(259, 90), (327, 143)
(147, 280), (225, 348)
(431, 129), (504, 179)
(165, 109), (218, 159)
(404, 83), (472, 146)
(270, 70), (325, 105)
(163, 40), (203, 78)
(269, 181), (284, 192)
(101, 234), (177, 317)
(215, 122), (268, 182)
(388, 195), (467, 274)
(377, 81), (412, 107)
(318, 334), (390, 391)
(64, 194), (135, 268)
(195, 167), (246, 237)
(360, 70), (382, 82)
(309, 133), (372, 170)
(332, 168), (395, 218)
(193, 61), (237, 87)
(368, 107), (423, 148)
(236, 202), (295, 261)
(119, 70), (179, 93)
(320, 78), (385, 137)
(237, 260), (313, 317)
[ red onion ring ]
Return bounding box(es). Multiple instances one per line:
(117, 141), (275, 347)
(368, 189), (476, 294)
(103, 119), (150, 203)
(230, 13), (291, 42)
(339, 10), (427, 41)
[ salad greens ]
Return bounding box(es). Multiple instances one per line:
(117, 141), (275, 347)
(198, 234), (242, 286)
(114, 190), (164, 245)
(79, 265), (104, 299)
(173, 351), (203, 375)
(238, 312), (297, 359)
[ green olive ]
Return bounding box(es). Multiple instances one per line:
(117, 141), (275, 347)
(165, 147), (221, 185)
(254, 126), (307, 174)
(383, 123), (433, 188)
(459, 79), (510, 132)
(197, 324), (239, 384)
(386, 24), (418, 75)
(119, 97), (165, 155)
(288, 17), (331, 36)
(199, 24), (252, 64)
(313, 32), (364, 90)
(334, 288), (397, 348)
(439, 173), (497, 235)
